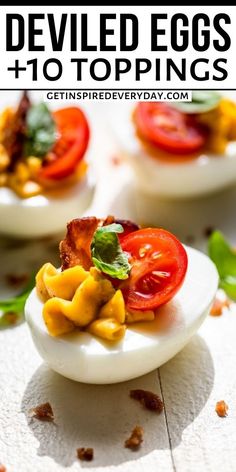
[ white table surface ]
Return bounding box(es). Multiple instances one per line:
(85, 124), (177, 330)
(1, 93), (236, 472)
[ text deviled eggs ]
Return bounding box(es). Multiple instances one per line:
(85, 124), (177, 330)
(110, 92), (236, 199)
(0, 92), (94, 237)
(25, 216), (218, 384)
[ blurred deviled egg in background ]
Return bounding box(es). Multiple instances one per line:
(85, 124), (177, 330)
(0, 92), (94, 238)
(109, 92), (236, 199)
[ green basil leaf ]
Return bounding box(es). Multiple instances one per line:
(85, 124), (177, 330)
(25, 103), (56, 157)
(208, 231), (236, 300)
(91, 223), (131, 280)
(172, 91), (221, 114)
(220, 276), (236, 300)
(0, 273), (35, 327)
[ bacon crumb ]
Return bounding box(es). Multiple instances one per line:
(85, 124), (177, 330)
(204, 226), (215, 238)
(5, 273), (29, 287)
(77, 448), (94, 461)
(0, 464), (6, 472)
(130, 389), (164, 413)
(29, 402), (54, 421)
(124, 426), (144, 450)
(215, 400), (228, 417)
(2, 312), (19, 325)
(210, 297), (230, 316)
(185, 235), (195, 245)
(111, 154), (123, 166)
(3, 91), (31, 169)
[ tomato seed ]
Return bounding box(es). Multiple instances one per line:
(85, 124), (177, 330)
(151, 271), (170, 278)
(139, 244), (151, 258)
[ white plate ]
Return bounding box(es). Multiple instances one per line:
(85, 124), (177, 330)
(25, 246), (218, 384)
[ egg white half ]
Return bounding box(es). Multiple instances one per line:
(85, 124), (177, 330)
(106, 102), (236, 199)
(25, 246), (218, 384)
(0, 173), (94, 238)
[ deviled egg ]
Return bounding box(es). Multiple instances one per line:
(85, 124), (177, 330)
(0, 92), (94, 237)
(110, 92), (236, 198)
(25, 216), (218, 384)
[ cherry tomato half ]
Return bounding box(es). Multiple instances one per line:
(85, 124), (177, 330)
(39, 107), (89, 180)
(134, 102), (206, 154)
(121, 228), (188, 311)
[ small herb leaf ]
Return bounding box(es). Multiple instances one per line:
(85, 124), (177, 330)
(25, 103), (56, 157)
(91, 224), (131, 280)
(0, 273), (35, 327)
(173, 91), (221, 114)
(208, 231), (236, 300)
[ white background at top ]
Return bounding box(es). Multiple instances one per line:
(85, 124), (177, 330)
(0, 5), (235, 89)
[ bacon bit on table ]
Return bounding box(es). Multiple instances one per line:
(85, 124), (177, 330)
(185, 235), (195, 245)
(29, 402), (54, 421)
(210, 297), (231, 316)
(5, 273), (29, 287)
(110, 154), (123, 166)
(1, 312), (19, 325)
(3, 91), (31, 170)
(0, 464), (6, 472)
(124, 425), (144, 450)
(130, 389), (164, 413)
(215, 400), (229, 417)
(204, 226), (215, 238)
(77, 448), (94, 461)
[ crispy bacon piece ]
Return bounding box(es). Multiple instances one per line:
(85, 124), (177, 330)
(59, 216), (139, 271)
(0, 464), (6, 472)
(3, 91), (31, 170)
(103, 215), (115, 226)
(60, 217), (101, 271)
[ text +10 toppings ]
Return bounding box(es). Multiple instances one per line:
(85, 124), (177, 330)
(36, 216), (188, 342)
(0, 92), (89, 198)
(133, 92), (236, 159)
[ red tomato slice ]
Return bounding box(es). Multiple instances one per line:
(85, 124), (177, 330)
(121, 228), (188, 311)
(134, 102), (206, 154)
(39, 107), (89, 180)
